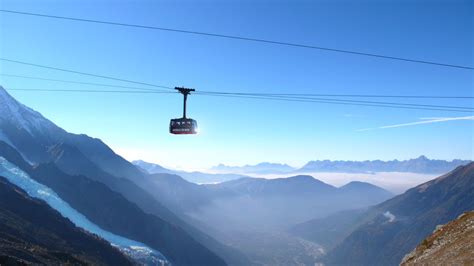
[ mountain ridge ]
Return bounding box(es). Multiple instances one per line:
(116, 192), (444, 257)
(201, 156), (471, 175)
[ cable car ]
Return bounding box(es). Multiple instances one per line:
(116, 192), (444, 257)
(170, 87), (198, 135)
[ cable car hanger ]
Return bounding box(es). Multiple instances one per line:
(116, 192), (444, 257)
(169, 87), (198, 135)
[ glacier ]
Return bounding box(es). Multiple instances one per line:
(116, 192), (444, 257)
(0, 156), (169, 266)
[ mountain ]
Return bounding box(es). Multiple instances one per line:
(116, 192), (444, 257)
(210, 162), (295, 174)
(401, 211), (474, 266)
(0, 141), (222, 266)
(0, 176), (132, 265)
(139, 174), (391, 230)
(323, 162), (474, 266)
(213, 175), (337, 197)
(0, 86), (238, 265)
(298, 156), (470, 174)
(212, 176), (391, 201)
(198, 176), (393, 229)
(338, 181), (394, 202)
(0, 86), (143, 180)
(133, 159), (249, 184)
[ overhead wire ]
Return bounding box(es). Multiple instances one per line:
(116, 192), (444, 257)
(5, 88), (175, 94)
(194, 93), (474, 113)
(0, 9), (472, 70)
(4, 86), (470, 113)
(0, 73), (173, 93)
(3, 72), (473, 100)
(196, 91), (474, 99)
(1, 58), (472, 113)
(195, 91), (474, 110)
(0, 58), (174, 91)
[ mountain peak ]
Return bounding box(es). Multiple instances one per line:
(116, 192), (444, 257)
(0, 85), (60, 136)
(341, 181), (373, 188)
(415, 155), (429, 160)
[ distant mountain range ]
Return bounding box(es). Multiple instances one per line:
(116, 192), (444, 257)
(145, 156), (469, 177)
(206, 156), (470, 175)
(136, 156), (470, 184)
(298, 156), (471, 174)
(291, 162), (474, 266)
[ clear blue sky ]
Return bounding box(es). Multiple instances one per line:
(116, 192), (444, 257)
(0, 0), (472, 170)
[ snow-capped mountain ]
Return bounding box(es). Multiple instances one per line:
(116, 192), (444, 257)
(0, 86), (64, 138)
(0, 86), (143, 180)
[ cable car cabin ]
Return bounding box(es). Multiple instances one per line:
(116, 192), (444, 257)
(170, 87), (198, 135)
(169, 118), (198, 135)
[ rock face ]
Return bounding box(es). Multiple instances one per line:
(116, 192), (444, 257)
(401, 211), (474, 266)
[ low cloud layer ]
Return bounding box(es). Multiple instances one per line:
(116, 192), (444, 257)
(383, 211), (396, 223)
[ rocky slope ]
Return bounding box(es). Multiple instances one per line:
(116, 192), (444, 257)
(401, 211), (474, 266)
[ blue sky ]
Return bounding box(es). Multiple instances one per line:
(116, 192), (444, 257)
(0, 0), (473, 170)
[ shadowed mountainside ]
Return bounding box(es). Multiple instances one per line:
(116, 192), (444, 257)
(0, 177), (132, 265)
